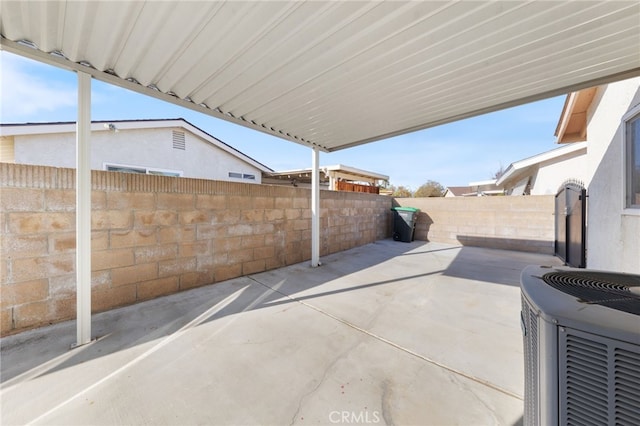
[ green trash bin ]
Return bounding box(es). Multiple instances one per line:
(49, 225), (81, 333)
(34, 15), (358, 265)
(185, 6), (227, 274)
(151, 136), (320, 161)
(391, 207), (419, 242)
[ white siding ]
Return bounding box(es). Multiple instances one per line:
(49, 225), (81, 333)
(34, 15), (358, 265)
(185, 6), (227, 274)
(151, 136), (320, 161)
(13, 127), (263, 183)
(585, 77), (640, 273)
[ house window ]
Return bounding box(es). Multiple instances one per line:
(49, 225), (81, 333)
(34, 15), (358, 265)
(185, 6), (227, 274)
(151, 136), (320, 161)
(228, 172), (256, 181)
(626, 112), (640, 208)
(106, 163), (182, 177)
(148, 170), (182, 177)
(106, 165), (145, 174)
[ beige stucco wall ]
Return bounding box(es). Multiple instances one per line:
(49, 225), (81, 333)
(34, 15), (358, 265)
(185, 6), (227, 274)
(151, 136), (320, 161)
(530, 150), (587, 195)
(584, 77), (640, 274)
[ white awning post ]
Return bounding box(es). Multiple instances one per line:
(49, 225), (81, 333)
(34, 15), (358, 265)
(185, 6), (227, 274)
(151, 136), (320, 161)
(311, 147), (320, 267)
(75, 71), (92, 346)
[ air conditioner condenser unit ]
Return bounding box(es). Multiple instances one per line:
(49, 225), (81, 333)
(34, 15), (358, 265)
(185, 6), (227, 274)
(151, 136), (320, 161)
(520, 266), (640, 426)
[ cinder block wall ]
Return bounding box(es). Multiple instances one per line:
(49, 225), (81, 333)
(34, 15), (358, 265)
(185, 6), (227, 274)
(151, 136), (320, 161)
(1, 163), (391, 335)
(394, 196), (555, 254)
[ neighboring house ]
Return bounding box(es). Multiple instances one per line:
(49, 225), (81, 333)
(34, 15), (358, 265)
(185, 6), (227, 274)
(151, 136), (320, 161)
(496, 142), (587, 195)
(556, 76), (640, 274)
(443, 180), (502, 197)
(264, 164), (388, 194)
(468, 179), (503, 196)
(443, 186), (473, 197)
(0, 118), (272, 183)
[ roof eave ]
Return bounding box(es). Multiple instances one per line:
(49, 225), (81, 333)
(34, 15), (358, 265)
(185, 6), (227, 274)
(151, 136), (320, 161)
(554, 87), (598, 144)
(497, 141), (588, 186)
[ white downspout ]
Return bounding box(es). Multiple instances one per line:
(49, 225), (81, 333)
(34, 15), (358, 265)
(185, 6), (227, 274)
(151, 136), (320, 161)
(75, 71), (92, 347)
(311, 147), (321, 267)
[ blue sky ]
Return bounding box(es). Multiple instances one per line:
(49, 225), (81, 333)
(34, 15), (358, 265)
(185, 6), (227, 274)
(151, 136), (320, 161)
(1, 51), (566, 189)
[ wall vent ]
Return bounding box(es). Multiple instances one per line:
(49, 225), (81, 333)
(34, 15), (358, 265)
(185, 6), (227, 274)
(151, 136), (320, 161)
(172, 131), (185, 150)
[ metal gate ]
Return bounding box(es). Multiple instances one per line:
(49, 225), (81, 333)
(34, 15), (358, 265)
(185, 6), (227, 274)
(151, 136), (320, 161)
(555, 182), (586, 268)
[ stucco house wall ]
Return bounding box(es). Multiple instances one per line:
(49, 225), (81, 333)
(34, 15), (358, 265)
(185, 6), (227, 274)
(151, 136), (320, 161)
(584, 77), (640, 273)
(497, 143), (587, 196)
(530, 151), (587, 195)
(6, 121), (267, 184)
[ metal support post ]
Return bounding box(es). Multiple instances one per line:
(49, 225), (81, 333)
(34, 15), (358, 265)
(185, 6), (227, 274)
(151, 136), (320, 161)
(311, 147), (321, 267)
(75, 71), (92, 346)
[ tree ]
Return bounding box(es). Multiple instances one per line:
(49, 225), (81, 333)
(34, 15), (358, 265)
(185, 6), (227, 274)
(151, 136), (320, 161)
(414, 180), (445, 197)
(390, 185), (413, 197)
(493, 164), (506, 180)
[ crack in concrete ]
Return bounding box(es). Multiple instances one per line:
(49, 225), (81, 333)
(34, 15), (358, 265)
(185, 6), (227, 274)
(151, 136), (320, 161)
(381, 379), (395, 426)
(287, 338), (362, 426)
(449, 371), (499, 425)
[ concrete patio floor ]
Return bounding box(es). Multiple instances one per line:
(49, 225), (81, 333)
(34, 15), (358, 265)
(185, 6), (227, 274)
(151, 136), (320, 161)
(1, 240), (562, 425)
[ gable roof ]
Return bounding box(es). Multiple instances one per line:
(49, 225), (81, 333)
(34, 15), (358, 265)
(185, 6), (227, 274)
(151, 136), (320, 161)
(496, 142), (587, 187)
(2, 1), (639, 152)
(0, 118), (273, 173)
(444, 186), (473, 196)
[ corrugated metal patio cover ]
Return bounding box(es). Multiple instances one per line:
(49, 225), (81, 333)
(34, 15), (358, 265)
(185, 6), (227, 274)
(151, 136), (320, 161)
(2, 1), (639, 151)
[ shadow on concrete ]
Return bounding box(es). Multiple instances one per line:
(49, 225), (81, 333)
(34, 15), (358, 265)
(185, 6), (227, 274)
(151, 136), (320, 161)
(240, 269), (445, 310)
(1, 237), (559, 426)
(195, 239), (445, 327)
(395, 245), (460, 255)
(456, 235), (553, 256)
(0, 279), (252, 384)
(1, 238), (553, 424)
(1, 240), (421, 385)
(442, 244), (561, 287)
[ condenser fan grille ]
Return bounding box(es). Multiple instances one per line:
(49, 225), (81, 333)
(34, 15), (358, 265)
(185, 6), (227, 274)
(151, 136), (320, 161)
(542, 271), (640, 315)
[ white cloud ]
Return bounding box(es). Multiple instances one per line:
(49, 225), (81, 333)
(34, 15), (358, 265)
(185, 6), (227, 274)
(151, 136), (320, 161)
(0, 52), (77, 120)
